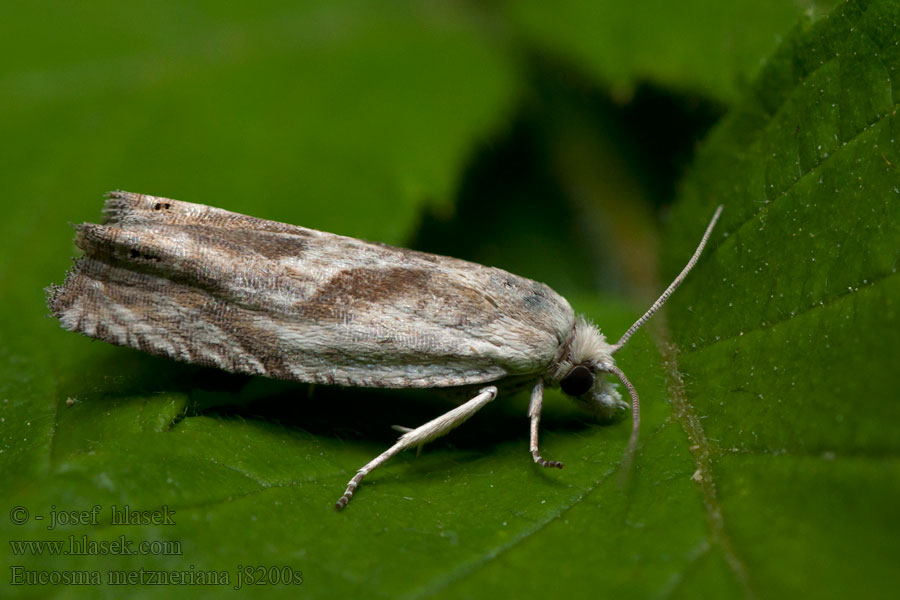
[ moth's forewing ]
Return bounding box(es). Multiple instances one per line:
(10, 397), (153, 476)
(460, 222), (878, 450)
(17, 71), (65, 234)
(48, 192), (574, 388)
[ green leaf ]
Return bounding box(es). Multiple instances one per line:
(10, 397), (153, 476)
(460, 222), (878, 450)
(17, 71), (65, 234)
(660, 0), (900, 597)
(503, 0), (842, 103)
(0, 1), (517, 250)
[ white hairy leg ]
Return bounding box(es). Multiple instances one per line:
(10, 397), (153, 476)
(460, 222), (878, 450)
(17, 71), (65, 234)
(528, 380), (563, 469)
(335, 386), (499, 510)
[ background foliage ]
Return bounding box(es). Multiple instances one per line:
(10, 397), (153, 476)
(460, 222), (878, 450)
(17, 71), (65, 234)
(1, 1), (897, 598)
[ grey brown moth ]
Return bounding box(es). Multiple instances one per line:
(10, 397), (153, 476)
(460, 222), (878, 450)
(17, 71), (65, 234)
(47, 191), (722, 509)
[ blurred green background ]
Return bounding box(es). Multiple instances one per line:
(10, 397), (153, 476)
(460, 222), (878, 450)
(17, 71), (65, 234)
(2, 1), (898, 599)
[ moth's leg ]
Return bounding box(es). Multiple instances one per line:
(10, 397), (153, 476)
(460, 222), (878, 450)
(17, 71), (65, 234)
(335, 385), (498, 510)
(528, 380), (563, 469)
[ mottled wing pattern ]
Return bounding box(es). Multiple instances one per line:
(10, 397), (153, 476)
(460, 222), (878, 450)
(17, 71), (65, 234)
(47, 191), (575, 388)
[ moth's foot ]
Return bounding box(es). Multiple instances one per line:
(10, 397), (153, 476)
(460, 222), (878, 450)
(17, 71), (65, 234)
(532, 450), (564, 469)
(335, 477), (360, 511)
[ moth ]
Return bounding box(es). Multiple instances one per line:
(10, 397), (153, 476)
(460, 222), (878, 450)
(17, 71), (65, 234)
(47, 191), (722, 510)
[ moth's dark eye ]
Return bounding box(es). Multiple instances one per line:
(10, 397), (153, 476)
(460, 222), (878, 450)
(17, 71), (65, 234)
(560, 365), (593, 396)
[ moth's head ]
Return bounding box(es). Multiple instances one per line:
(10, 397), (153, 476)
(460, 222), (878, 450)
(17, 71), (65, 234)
(554, 316), (626, 420)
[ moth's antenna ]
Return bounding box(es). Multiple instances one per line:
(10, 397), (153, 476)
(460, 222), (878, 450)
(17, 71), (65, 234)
(607, 363), (640, 475)
(610, 205), (723, 354)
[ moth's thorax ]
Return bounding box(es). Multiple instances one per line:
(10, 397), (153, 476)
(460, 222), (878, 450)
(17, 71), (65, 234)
(550, 315), (615, 383)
